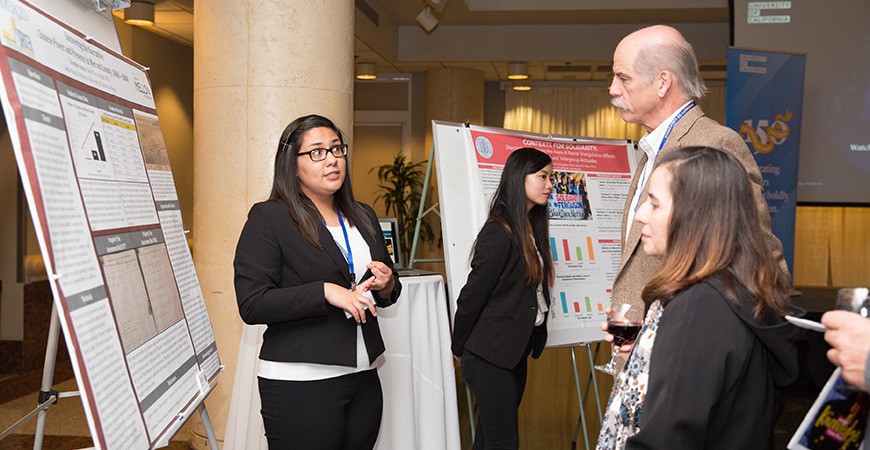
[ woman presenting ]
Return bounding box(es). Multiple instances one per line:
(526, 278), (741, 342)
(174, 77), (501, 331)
(234, 114), (401, 449)
(452, 147), (555, 449)
(597, 146), (798, 449)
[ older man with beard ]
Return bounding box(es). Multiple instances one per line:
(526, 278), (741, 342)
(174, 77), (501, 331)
(606, 25), (789, 353)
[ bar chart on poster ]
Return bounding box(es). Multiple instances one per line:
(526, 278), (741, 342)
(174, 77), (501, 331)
(0, 1), (220, 448)
(550, 235), (597, 263)
(556, 290), (606, 317)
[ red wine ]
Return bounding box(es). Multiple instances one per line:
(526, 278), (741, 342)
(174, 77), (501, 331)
(608, 321), (642, 346)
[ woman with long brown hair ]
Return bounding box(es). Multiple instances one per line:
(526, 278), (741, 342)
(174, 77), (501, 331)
(597, 146), (799, 449)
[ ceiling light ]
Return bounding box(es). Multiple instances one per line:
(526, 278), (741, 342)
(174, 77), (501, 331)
(124, 0), (156, 26)
(355, 62), (377, 80)
(507, 62), (529, 80)
(415, 6), (439, 33)
(512, 79), (532, 91)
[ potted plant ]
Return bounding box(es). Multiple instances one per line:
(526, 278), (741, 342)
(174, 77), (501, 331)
(370, 153), (437, 265)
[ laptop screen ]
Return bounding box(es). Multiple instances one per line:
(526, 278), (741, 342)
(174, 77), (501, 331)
(378, 217), (403, 268)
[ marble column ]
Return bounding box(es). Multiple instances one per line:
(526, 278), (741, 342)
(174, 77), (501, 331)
(417, 68), (483, 274)
(190, 1), (353, 447)
(423, 67), (484, 157)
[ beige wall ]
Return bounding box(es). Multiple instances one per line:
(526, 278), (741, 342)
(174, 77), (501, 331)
(0, 127), (23, 341)
(354, 81), (409, 112)
(116, 18), (195, 242)
(351, 124), (404, 214)
(353, 76), (445, 270)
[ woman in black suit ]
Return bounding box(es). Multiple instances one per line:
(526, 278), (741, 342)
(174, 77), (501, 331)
(451, 147), (555, 449)
(234, 114), (401, 449)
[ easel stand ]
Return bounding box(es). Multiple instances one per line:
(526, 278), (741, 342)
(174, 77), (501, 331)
(462, 343), (604, 450)
(569, 343), (604, 450)
(407, 143), (443, 269)
(0, 303), (219, 450)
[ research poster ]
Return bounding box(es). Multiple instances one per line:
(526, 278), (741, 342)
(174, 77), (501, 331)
(435, 121), (636, 347)
(0, 1), (219, 448)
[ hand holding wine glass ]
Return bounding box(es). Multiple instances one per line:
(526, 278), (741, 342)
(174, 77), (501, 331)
(595, 303), (642, 375)
(603, 313), (641, 352)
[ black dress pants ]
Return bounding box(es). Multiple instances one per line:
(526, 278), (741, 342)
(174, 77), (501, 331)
(258, 369), (383, 449)
(461, 348), (530, 450)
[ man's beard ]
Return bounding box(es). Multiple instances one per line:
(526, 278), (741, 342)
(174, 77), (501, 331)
(611, 97), (627, 110)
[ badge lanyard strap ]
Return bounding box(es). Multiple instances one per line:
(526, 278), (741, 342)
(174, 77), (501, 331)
(336, 210), (356, 290)
(634, 100), (697, 213)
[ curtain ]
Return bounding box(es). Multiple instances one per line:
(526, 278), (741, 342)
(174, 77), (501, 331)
(796, 206), (870, 287)
(504, 85), (726, 139)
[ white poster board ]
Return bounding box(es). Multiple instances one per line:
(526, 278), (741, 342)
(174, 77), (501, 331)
(433, 121), (639, 346)
(0, 1), (219, 448)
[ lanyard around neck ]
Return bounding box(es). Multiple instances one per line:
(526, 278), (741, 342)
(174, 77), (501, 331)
(633, 101), (696, 213)
(336, 211), (355, 281)
(658, 100), (696, 152)
(323, 210), (356, 289)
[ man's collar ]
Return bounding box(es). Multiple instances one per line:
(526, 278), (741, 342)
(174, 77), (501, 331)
(639, 100), (694, 157)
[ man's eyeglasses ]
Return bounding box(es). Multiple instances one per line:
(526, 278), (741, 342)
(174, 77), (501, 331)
(297, 144), (349, 162)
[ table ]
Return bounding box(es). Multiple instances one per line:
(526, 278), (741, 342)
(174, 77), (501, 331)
(223, 274), (461, 450)
(791, 287), (838, 315)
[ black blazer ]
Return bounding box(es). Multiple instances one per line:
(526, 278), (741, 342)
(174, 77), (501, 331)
(626, 277), (798, 449)
(451, 222), (550, 369)
(234, 199), (401, 367)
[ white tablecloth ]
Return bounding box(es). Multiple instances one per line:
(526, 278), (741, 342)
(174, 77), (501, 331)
(223, 274), (461, 450)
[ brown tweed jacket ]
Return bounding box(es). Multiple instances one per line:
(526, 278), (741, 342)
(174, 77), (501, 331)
(611, 105), (788, 317)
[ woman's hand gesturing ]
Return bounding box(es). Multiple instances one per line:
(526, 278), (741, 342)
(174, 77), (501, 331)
(362, 261), (395, 297)
(324, 282), (377, 324)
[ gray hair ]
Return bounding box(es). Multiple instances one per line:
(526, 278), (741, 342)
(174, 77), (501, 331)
(634, 37), (708, 100)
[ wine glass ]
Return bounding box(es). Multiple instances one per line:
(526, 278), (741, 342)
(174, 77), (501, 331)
(835, 287), (870, 317)
(595, 304), (642, 375)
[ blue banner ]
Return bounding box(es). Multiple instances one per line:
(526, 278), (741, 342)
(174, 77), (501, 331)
(726, 48), (805, 279)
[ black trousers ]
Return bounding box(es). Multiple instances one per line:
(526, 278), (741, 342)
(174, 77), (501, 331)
(461, 348), (530, 450)
(258, 369), (383, 450)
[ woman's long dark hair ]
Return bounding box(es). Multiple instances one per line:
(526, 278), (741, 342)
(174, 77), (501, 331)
(641, 146), (789, 318)
(270, 114), (374, 248)
(481, 147), (554, 286)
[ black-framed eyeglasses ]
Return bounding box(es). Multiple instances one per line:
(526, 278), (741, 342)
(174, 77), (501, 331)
(297, 144), (348, 162)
